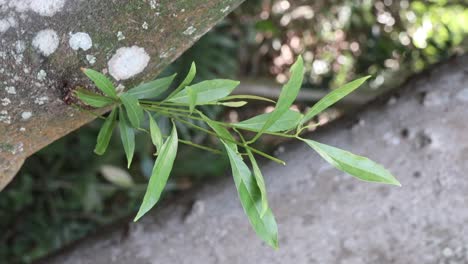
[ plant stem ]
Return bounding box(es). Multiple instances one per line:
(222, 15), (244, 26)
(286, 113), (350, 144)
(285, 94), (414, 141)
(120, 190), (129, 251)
(71, 104), (107, 120)
(178, 139), (223, 154)
(174, 116), (286, 165)
(142, 104), (289, 165)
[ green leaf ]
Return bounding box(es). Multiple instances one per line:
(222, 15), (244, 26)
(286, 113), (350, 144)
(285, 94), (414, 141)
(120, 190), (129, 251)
(134, 122), (178, 221)
(82, 68), (117, 98)
(300, 76), (371, 125)
(120, 93), (144, 128)
(127, 74), (176, 99)
(168, 79), (240, 105)
(199, 112), (236, 150)
(74, 89), (115, 108)
(218, 101), (248, 107)
(246, 149), (269, 217)
(166, 62), (197, 100)
(94, 108), (117, 155)
(187, 86), (197, 114)
(220, 95), (275, 103)
(119, 107), (135, 168)
(234, 109), (302, 133)
(148, 112), (163, 153)
(222, 141), (278, 248)
(302, 139), (401, 186)
(251, 56), (304, 141)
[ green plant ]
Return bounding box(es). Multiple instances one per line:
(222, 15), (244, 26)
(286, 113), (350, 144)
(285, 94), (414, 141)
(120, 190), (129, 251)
(76, 56), (400, 249)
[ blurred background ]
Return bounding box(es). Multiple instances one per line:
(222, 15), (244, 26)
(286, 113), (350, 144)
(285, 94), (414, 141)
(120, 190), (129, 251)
(1, 0), (467, 262)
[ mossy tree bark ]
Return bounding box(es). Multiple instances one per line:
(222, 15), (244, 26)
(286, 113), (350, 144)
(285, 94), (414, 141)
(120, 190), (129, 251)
(0, 0), (245, 189)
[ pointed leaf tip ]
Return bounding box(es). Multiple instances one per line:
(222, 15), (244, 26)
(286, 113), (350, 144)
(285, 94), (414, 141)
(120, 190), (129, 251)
(134, 122), (178, 221)
(300, 75), (371, 125)
(250, 56), (304, 142)
(222, 141), (278, 248)
(302, 139), (400, 186)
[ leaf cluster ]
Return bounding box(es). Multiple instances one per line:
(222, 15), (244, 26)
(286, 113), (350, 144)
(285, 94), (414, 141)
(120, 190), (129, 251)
(76, 57), (400, 248)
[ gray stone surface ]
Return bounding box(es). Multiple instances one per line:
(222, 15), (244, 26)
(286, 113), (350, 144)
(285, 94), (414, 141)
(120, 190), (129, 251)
(0, 0), (244, 189)
(43, 55), (468, 264)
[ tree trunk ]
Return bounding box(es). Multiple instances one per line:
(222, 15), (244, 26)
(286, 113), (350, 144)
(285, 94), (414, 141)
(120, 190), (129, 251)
(39, 55), (468, 263)
(0, 0), (245, 190)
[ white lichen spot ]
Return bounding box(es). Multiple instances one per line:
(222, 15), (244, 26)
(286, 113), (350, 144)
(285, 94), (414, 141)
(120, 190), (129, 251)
(142, 21), (148, 30)
(0, 110), (11, 124)
(10, 142), (24, 155)
(0, 16), (16, 33)
(29, 0), (65, 16)
(69, 32), (93, 51)
(34, 96), (49, 105)
(116, 31), (125, 41)
(1, 98), (11, 106)
(149, 0), (157, 9)
(86, 54), (96, 65)
(37, 69), (47, 81)
(159, 51), (169, 59)
(221, 6), (230, 13)
(21, 111), (32, 120)
(183, 26), (196, 36)
(15, 40), (26, 54)
(9, 0), (65, 17)
(108, 46), (150, 81)
(32, 29), (59, 57)
(5, 86), (16, 94)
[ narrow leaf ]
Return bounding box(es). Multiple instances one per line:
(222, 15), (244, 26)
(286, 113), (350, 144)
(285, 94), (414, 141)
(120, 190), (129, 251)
(302, 139), (400, 186)
(127, 74), (176, 99)
(187, 86), (197, 114)
(166, 62), (197, 100)
(134, 122), (178, 221)
(246, 149), (269, 217)
(94, 108), (117, 155)
(119, 107), (135, 168)
(300, 76), (371, 125)
(148, 112), (163, 153)
(82, 68), (117, 98)
(218, 101), (248, 107)
(168, 79), (240, 105)
(199, 112), (236, 150)
(220, 95), (275, 103)
(120, 93), (144, 128)
(234, 109), (302, 133)
(251, 56), (304, 141)
(74, 89), (115, 108)
(222, 141), (278, 248)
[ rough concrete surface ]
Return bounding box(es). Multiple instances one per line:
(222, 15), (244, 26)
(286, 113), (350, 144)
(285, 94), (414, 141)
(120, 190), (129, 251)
(0, 0), (244, 189)
(42, 56), (468, 264)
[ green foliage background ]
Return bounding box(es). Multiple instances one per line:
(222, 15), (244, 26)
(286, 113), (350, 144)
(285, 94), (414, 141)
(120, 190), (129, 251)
(1, 0), (467, 263)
